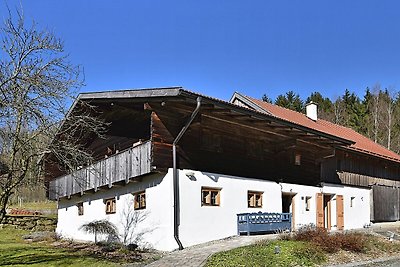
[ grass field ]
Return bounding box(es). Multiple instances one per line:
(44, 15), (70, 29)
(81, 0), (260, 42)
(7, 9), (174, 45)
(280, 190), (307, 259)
(0, 227), (120, 267)
(206, 240), (326, 267)
(9, 201), (57, 211)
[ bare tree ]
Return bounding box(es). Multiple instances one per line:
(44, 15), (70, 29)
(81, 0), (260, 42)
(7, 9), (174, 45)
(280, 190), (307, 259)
(369, 84), (382, 144)
(0, 9), (106, 222)
(380, 88), (398, 150)
(119, 199), (151, 246)
(332, 97), (346, 125)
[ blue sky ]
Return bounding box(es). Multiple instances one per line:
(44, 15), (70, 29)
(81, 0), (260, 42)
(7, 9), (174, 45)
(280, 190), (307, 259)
(1, 1), (399, 102)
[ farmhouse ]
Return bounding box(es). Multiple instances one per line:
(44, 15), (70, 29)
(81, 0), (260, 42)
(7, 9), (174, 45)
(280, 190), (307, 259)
(46, 87), (400, 251)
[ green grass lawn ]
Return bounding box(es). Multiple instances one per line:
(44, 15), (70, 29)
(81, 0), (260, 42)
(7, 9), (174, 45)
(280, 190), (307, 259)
(206, 231), (400, 267)
(0, 227), (120, 267)
(206, 240), (326, 267)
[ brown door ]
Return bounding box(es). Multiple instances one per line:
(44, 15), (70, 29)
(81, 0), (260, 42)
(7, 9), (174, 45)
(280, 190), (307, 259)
(336, 195), (344, 230)
(316, 193), (324, 228)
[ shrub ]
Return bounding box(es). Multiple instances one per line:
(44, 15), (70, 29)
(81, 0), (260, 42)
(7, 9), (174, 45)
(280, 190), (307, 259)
(127, 243), (139, 251)
(79, 219), (119, 244)
(97, 241), (121, 252)
(291, 225), (367, 253)
(337, 232), (367, 252)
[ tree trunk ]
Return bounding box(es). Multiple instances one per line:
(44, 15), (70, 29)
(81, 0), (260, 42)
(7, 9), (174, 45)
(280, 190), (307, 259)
(0, 191), (12, 223)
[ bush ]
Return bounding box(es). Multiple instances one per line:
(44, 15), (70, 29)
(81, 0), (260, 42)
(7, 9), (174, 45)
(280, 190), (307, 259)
(337, 232), (367, 252)
(79, 219), (119, 244)
(291, 225), (367, 253)
(98, 242), (121, 252)
(127, 243), (139, 251)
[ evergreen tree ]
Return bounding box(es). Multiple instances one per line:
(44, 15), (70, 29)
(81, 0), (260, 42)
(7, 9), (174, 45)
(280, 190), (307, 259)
(262, 94), (272, 103)
(275, 91), (304, 112)
(306, 92), (333, 121)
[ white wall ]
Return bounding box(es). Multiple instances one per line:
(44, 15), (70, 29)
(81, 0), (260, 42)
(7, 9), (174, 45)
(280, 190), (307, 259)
(280, 182), (370, 230)
(178, 170), (281, 248)
(177, 170), (371, 248)
(56, 168), (371, 251)
(57, 172), (176, 251)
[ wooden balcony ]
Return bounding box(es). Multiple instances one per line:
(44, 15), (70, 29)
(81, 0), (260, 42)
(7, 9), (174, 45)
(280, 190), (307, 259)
(48, 141), (152, 200)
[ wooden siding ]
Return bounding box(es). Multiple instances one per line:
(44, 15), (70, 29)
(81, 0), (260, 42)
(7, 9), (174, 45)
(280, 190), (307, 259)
(371, 185), (400, 222)
(48, 141), (152, 200)
(321, 150), (400, 187)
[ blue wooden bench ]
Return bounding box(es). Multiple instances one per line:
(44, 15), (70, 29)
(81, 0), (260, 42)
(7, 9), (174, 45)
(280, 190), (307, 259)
(237, 212), (292, 235)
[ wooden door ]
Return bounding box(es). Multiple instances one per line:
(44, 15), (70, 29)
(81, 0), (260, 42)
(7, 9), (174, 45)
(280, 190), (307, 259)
(316, 193), (324, 228)
(336, 195), (344, 230)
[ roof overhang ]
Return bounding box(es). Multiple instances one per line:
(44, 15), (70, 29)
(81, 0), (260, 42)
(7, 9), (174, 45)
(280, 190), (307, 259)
(68, 87), (354, 148)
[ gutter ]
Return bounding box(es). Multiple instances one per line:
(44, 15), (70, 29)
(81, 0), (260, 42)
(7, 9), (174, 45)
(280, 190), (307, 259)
(172, 96), (202, 250)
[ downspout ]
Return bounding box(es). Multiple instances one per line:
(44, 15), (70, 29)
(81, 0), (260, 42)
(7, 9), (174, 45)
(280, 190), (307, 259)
(172, 96), (202, 250)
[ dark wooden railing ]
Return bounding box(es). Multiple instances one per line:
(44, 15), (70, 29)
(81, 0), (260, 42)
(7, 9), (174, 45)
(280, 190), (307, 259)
(48, 141), (152, 200)
(237, 212), (292, 235)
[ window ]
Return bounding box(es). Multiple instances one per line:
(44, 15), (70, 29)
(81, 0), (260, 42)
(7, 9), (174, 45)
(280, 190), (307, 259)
(201, 187), (221, 206)
(134, 191), (146, 210)
(295, 153), (301, 166)
(248, 191), (263, 208)
(77, 202), (84, 216)
(105, 198), (116, 214)
(305, 196), (312, 211)
(350, 197), (355, 208)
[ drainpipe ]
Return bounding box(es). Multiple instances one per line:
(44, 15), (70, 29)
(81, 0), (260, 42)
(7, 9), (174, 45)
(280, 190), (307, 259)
(172, 96), (202, 250)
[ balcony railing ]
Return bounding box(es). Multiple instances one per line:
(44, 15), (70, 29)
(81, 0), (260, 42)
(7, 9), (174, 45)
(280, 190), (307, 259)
(48, 141), (152, 200)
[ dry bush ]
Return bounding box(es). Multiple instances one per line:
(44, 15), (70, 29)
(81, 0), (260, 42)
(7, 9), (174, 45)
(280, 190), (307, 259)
(337, 232), (367, 252)
(291, 225), (367, 253)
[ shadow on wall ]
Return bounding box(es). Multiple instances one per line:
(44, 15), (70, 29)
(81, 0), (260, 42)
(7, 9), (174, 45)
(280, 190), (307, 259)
(118, 199), (156, 248)
(200, 171), (273, 183)
(58, 172), (164, 210)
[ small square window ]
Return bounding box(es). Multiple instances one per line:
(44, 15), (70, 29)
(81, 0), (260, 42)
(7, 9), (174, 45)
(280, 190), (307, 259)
(305, 196), (312, 211)
(77, 202), (84, 216)
(134, 191), (146, 210)
(248, 191), (263, 208)
(105, 198), (116, 214)
(201, 187), (221, 206)
(295, 154), (301, 166)
(350, 197), (355, 208)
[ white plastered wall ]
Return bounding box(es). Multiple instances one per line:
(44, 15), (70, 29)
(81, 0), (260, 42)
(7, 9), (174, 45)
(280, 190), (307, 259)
(177, 170), (282, 248)
(56, 168), (371, 251)
(177, 170), (371, 248)
(280, 182), (370, 230)
(57, 172), (176, 251)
